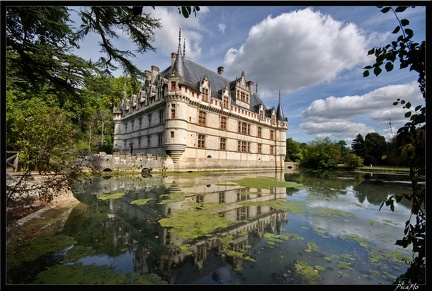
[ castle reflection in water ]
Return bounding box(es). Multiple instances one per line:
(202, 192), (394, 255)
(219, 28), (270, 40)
(72, 171), (290, 282)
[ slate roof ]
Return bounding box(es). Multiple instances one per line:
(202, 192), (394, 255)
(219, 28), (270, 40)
(155, 51), (287, 121)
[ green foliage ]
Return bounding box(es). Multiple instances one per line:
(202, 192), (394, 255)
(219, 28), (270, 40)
(363, 6), (425, 100)
(11, 105), (77, 172)
(337, 140), (350, 157)
(364, 132), (388, 165)
(342, 153), (364, 169)
(178, 6), (200, 18)
(299, 137), (341, 169)
(6, 7), (99, 100)
(285, 138), (303, 162)
(364, 6), (425, 284)
(351, 134), (365, 157)
(6, 5), (199, 103)
(76, 6), (161, 81)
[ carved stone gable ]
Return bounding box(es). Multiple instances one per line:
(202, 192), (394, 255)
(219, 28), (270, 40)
(236, 71), (248, 89)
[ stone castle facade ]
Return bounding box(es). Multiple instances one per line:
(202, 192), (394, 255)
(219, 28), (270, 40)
(113, 30), (288, 172)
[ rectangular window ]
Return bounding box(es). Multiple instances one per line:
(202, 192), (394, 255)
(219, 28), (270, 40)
(148, 114), (152, 126)
(218, 192), (225, 203)
(198, 111), (206, 126)
(159, 109), (164, 124)
(223, 96), (229, 109)
(237, 140), (241, 152)
(202, 88), (209, 102)
(170, 82), (176, 91)
(258, 143), (262, 154)
(170, 131), (174, 138)
(130, 121), (134, 131)
(241, 141), (247, 152)
(270, 145), (274, 155)
(171, 104), (176, 118)
(147, 135), (151, 147)
(236, 207), (248, 220)
(158, 133), (163, 146)
(257, 126), (262, 138)
(270, 130), (274, 140)
(220, 116), (227, 130)
(241, 122), (247, 135)
(198, 134), (205, 148)
(220, 138), (226, 150)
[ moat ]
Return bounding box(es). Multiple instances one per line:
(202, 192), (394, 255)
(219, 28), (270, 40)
(6, 170), (417, 285)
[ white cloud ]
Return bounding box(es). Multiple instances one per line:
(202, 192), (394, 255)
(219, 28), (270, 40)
(300, 119), (374, 140)
(299, 81), (423, 142)
(302, 81), (422, 119)
(141, 6), (210, 60)
(223, 7), (371, 99)
(218, 23), (226, 34)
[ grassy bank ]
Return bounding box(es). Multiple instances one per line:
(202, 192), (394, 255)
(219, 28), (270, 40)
(357, 165), (410, 172)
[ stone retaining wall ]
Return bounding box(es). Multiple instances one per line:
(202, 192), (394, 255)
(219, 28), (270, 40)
(76, 152), (298, 173)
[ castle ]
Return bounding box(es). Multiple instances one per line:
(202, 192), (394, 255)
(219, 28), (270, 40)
(113, 30), (288, 172)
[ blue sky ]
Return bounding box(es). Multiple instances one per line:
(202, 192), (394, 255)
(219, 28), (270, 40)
(70, 5), (426, 146)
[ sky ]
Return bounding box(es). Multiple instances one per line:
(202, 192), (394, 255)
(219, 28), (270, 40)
(69, 4), (426, 146)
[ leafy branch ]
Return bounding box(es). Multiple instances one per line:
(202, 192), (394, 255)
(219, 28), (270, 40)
(364, 6), (425, 284)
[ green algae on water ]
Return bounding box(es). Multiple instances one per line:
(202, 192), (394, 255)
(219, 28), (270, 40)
(33, 263), (168, 284)
(295, 260), (321, 284)
(159, 206), (231, 240)
(97, 192), (125, 200)
(7, 234), (76, 270)
(131, 198), (153, 206)
(235, 177), (303, 189)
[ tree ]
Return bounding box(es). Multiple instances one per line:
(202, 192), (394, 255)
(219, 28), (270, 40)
(363, 6), (425, 284)
(76, 75), (138, 154)
(385, 134), (410, 167)
(299, 137), (341, 169)
(337, 140), (350, 156)
(342, 153), (364, 169)
(285, 138), (303, 162)
(6, 104), (82, 230)
(75, 6), (162, 80)
(6, 7), (99, 101)
(6, 6), (200, 98)
(364, 132), (388, 165)
(351, 134), (365, 158)
(336, 140), (350, 164)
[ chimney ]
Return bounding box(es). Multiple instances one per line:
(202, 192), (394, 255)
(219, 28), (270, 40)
(151, 65), (160, 77)
(247, 81), (254, 93)
(145, 70), (152, 82)
(217, 66), (224, 75)
(171, 52), (177, 67)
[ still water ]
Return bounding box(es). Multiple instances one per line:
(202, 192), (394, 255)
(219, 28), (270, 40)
(8, 170), (417, 284)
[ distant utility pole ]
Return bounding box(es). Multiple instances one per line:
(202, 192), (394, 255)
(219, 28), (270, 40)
(389, 118), (394, 138)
